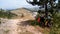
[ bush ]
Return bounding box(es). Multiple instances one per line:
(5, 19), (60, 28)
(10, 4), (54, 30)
(31, 20), (39, 26)
(50, 12), (60, 34)
(0, 9), (16, 19)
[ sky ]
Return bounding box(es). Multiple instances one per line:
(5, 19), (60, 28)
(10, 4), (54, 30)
(0, 0), (58, 9)
(0, 0), (38, 9)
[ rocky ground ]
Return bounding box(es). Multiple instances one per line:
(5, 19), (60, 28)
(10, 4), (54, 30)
(0, 18), (43, 34)
(0, 8), (49, 34)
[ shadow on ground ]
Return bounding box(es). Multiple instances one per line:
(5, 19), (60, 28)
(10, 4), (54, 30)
(18, 20), (34, 26)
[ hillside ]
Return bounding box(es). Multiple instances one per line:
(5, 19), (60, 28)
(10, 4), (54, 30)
(0, 8), (50, 34)
(0, 8), (43, 34)
(10, 8), (37, 20)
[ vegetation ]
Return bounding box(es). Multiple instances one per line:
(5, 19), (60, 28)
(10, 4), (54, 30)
(0, 9), (16, 19)
(50, 12), (60, 34)
(26, 0), (60, 34)
(26, 0), (57, 27)
(58, 0), (60, 8)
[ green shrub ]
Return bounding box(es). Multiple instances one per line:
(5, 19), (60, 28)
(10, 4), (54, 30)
(50, 12), (60, 34)
(31, 20), (39, 26)
(0, 9), (16, 19)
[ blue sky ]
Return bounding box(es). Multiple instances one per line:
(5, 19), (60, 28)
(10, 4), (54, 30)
(0, 0), (58, 9)
(0, 0), (37, 9)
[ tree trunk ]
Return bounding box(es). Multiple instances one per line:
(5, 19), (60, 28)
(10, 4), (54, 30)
(45, 0), (48, 17)
(50, 0), (54, 14)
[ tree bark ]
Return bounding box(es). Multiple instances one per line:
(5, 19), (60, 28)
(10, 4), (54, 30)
(50, 0), (54, 14)
(45, 0), (48, 17)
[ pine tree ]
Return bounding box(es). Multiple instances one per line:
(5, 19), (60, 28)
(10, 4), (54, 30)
(26, 0), (60, 34)
(26, 0), (56, 15)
